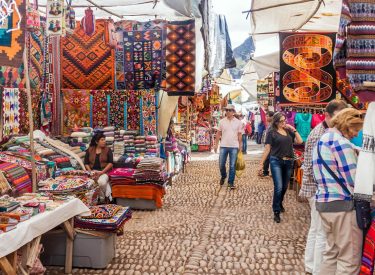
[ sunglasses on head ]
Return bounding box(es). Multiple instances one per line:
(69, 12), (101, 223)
(354, 114), (364, 119)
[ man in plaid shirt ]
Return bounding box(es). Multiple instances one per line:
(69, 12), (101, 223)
(299, 100), (347, 275)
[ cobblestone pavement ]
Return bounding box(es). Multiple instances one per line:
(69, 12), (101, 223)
(47, 145), (310, 274)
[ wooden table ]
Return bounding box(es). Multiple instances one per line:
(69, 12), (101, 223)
(0, 218), (75, 275)
(0, 198), (89, 274)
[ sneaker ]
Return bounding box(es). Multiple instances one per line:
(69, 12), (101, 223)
(228, 183), (236, 190)
(274, 212), (281, 223)
(220, 178), (225, 186)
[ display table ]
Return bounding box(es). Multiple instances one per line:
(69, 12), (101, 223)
(0, 198), (90, 275)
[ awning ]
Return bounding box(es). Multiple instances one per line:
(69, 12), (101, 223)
(246, 0), (342, 78)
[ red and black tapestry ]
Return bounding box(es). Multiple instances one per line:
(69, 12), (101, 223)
(278, 32), (336, 105)
(91, 90), (108, 128)
(165, 19), (195, 96)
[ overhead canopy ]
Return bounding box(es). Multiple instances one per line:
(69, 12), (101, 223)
(245, 0), (342, 79)
(37, 0), (194, 20)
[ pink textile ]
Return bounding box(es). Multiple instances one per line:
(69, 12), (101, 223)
(311, 114), (326, 129)
(109, 168), (136, 178)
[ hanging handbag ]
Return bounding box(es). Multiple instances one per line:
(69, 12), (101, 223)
(317, 143), (371, 230)
(26, 0), (41, 32)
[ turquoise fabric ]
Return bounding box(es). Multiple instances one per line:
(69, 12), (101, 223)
(350, 129), (363, 147)
(294, 113), (312, 142)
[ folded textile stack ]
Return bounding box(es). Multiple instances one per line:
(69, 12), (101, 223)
(69, 129), (93, 149)
(145, 136), (159, 157)
(113, 130), (126, 161)
(0, 163), (32, 194)
(133, 157), (167, 186)
(74, 205), (132, 233)
(135, 136), (146, 155)
(0, 151), (52, 182)
(102, 126), (115, 148)
(124, 132), (137, 156)
(109, 168), (136, 186)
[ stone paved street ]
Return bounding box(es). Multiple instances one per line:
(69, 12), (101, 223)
(47, 145), (310, 274)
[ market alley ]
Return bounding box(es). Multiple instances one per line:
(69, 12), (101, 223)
(48, 145), (310, 275)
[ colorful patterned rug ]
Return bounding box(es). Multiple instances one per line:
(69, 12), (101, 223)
(0, 65), (25, 88)
(0, 0), (26, 68)
(141, 89), (157, 136)
(109, 90), (126, 129)
(18, 89), (42, 134)
(91, 90), (108, 128)
(27, 24), (46, 90)
(62, 90), (91, 133)
(2, 88), (20, 136)
(166, 20), (196, 96)
(115, 21), (134, 89)
(18, 89), (29, 134)
(125, 90), (141, 131)
(119, 20), (167, 90)
(61, 20), (115, 90)
(31, 89), (42, 130)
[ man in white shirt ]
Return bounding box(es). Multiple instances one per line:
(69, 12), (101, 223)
(214, 104), (243, 189)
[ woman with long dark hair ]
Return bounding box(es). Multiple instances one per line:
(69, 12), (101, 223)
(259, 112), (303, 223)
(84, 132), (114, 202)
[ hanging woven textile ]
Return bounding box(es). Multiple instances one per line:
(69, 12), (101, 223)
(62, 90), (91, 134)
(119, 20), (167, 90)
(109, 90), (126, 129)
(61, 19), (115, 90)
(165, 19), (196, 96)
(2, 88), (20, 136)
(81, 7), (95, 36)
(0, 0), (26, 68)
(141, 89), (157, 136)
(91, 90), (108, 128)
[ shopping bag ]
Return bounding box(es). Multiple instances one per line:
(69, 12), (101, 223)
(235, 151), (245, 177)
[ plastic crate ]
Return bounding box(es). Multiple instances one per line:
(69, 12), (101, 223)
(41, 231), (116, 269)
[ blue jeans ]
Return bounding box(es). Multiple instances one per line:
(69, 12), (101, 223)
(219, 147), (238, 185)
(242, 134), (247, 153)
(270, 156), (294, 213)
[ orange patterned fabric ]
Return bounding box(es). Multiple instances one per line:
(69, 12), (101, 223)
(61, 19), (115, 90)
(112, 184), (165, 208)
(0, 0), (26, 68)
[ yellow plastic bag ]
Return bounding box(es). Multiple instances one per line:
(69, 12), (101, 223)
(235, 151), (245, 177)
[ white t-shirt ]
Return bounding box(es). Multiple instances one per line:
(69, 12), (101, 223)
(218, 117), (242, 148)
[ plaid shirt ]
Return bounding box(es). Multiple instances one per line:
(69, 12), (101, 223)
(312, 128), (357, 203)
(299, 122), (328, 198)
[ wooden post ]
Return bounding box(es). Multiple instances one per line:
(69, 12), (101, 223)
(23, 48), (37, 191)
(0, 257), (16, 275)
(64, 218), (75, 274)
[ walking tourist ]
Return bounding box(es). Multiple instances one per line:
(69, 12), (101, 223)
(84, 132), (114, 203)
(312, 108), (364, 274)
(214, 104), (243, 189)
(299, 100), (348, 275)
(259, 112), (303, 223)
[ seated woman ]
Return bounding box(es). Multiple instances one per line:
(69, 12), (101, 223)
(84, 133), (114, 202)
(312, 108), (364, 274)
